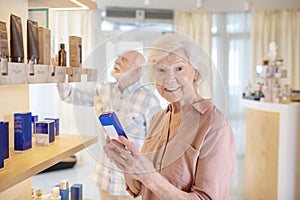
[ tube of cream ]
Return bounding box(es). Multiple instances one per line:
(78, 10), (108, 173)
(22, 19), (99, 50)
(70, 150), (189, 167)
(27, 20), (40, 64)
(10, 14), (24, 63)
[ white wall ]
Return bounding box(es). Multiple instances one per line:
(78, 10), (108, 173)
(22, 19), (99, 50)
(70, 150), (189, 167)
(0, 0), (29, 121)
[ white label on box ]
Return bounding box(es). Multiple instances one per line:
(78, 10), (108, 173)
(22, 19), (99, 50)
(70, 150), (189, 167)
(35, 134), (50, 145)
(103, 125), (118, 140)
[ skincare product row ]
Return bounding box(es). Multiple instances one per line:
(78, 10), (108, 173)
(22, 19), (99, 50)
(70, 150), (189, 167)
(57, 35), (82, 68)
(1, 14), (82, 70)
(33, 181), (82, 200)
(1, 14), (51, 65)
(0, 113), (60, 170)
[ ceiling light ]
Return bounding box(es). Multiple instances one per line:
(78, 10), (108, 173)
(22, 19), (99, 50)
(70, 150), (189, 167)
(196, 0), (204, 9)
(69, 0), (89, 10)
(244, 1), (252, 12)
(145, 0), (151, 6)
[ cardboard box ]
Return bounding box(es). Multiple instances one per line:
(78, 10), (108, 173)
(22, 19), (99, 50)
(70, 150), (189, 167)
(14, 112), (32, 151)
(35, 120), (55, 146)
(38, 27), (51, 65)
(69, 36), (82, 67)
(44, 117), (59, 136)
(0, 21), (9, 58)
(71, 184), (82, 200)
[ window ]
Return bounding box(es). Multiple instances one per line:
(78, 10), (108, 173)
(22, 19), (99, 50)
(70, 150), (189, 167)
(212, 12), (251, 156)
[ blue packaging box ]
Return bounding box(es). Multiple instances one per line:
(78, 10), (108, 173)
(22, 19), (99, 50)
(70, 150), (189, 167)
(99, 111), (127, 140)
(14, 112), (32, 151)
(44, 117), (59, 136)
(2, 121), (9, 159)
(0, 122), (4, 169)
(35, 120), (55, 146)
(31, 115), (38, 134)
(71, 183), (82, 200)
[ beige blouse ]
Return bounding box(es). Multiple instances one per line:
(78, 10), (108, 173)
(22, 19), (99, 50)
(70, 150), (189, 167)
(126, 99), (236, 200)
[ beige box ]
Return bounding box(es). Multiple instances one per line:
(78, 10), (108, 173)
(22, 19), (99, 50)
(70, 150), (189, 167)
(38, 27), (51, 65)
(0, 21), (9, 58)
(69, 36), (82, 67)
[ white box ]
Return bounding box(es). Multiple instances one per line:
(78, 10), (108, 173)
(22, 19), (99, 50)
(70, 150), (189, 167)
(35, 120), (55, 146)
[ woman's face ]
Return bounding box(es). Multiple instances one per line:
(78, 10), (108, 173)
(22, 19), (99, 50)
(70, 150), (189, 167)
(153, 52), (198, 103)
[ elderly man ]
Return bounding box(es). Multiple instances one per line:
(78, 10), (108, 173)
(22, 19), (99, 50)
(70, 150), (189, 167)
(57, 50), (161, 200)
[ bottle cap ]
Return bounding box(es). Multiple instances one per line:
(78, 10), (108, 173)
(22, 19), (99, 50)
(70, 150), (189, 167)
(60, 43), (65, 49)
(60, 179), (69, 190)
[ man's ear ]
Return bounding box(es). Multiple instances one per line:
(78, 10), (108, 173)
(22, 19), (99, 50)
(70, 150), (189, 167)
(134, 66), (142, 75)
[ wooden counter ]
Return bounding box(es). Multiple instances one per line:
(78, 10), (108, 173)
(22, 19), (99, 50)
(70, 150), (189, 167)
(242, 99), (300, 200)
(0, 134), (97, 199)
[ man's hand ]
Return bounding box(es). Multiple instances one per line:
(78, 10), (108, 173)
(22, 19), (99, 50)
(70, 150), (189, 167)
(56, 82), (72, 100)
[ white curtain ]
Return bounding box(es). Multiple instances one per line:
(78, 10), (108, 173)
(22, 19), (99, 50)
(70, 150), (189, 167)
(251, 9), (300, 90)
(175, 12), (212, 98)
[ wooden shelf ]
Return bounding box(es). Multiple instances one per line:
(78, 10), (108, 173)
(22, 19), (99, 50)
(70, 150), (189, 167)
(0, 134), (97, 193)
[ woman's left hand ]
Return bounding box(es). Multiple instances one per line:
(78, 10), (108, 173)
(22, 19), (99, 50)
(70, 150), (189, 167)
(103, 136), (155, 181)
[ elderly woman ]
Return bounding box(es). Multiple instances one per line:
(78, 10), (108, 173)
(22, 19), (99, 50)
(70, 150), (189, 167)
(104, 33), (236, 200)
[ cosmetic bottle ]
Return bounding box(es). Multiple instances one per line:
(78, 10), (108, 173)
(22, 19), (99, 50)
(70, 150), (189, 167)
(28, 56), (35, 76)
(51, 187), (61, 200)
(10, 14), (24, 63)
(35, 188), (43, 200)
(58, 43), (66, 66)
(1, 53), (8, 75)
(59, 179), (69, 200)
(27, 20), (40, 64)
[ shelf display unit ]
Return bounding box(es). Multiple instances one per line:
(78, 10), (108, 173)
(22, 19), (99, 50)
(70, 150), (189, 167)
(254, 42), (290, 103)
(0, 134), (97, 199)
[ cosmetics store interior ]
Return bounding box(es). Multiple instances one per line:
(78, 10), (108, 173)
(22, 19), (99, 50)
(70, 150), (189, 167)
(0, 0), (300, 200)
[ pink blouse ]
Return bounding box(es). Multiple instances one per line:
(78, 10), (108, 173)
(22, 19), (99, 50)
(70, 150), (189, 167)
(126, 99), (236, 200)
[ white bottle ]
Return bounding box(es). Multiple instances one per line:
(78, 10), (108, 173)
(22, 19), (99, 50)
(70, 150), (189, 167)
(51, 187), (61, 200)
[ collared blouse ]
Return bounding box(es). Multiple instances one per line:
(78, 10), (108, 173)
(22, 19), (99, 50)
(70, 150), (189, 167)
(126, 99), (236, 200)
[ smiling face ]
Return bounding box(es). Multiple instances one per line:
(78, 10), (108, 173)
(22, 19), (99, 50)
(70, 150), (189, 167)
(153, 50), (199, 104)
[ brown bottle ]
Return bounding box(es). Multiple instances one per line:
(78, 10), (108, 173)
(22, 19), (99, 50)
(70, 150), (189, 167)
(58, 43), (66, 66)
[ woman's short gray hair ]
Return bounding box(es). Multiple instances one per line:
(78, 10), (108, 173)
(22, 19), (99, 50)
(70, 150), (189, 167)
(148, 32), (211, 86)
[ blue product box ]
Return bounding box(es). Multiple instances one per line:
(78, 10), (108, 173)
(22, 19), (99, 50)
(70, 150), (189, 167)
(0, 122), (4, 169)
(14, 112), (32, 151)
(71, 184), (82, 200)
(99, 111), (127, 140)
(44, 117), (59, 136)
(31, 115), (38, 134)
(2, 121), (9, 159)
(35, 120), (55, 146)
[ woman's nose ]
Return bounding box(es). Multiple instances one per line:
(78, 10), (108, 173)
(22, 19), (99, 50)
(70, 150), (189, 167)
(164, 70), (176, 85)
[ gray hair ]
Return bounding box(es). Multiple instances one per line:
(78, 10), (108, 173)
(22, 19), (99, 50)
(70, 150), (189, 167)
(148, 32), (211, 86)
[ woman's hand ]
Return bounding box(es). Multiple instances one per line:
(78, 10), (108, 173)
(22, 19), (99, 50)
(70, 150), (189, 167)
(103, 136), (155, 182)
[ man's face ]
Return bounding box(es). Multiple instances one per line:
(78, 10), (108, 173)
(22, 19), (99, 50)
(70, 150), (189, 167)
(111, 51), (137, 79)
